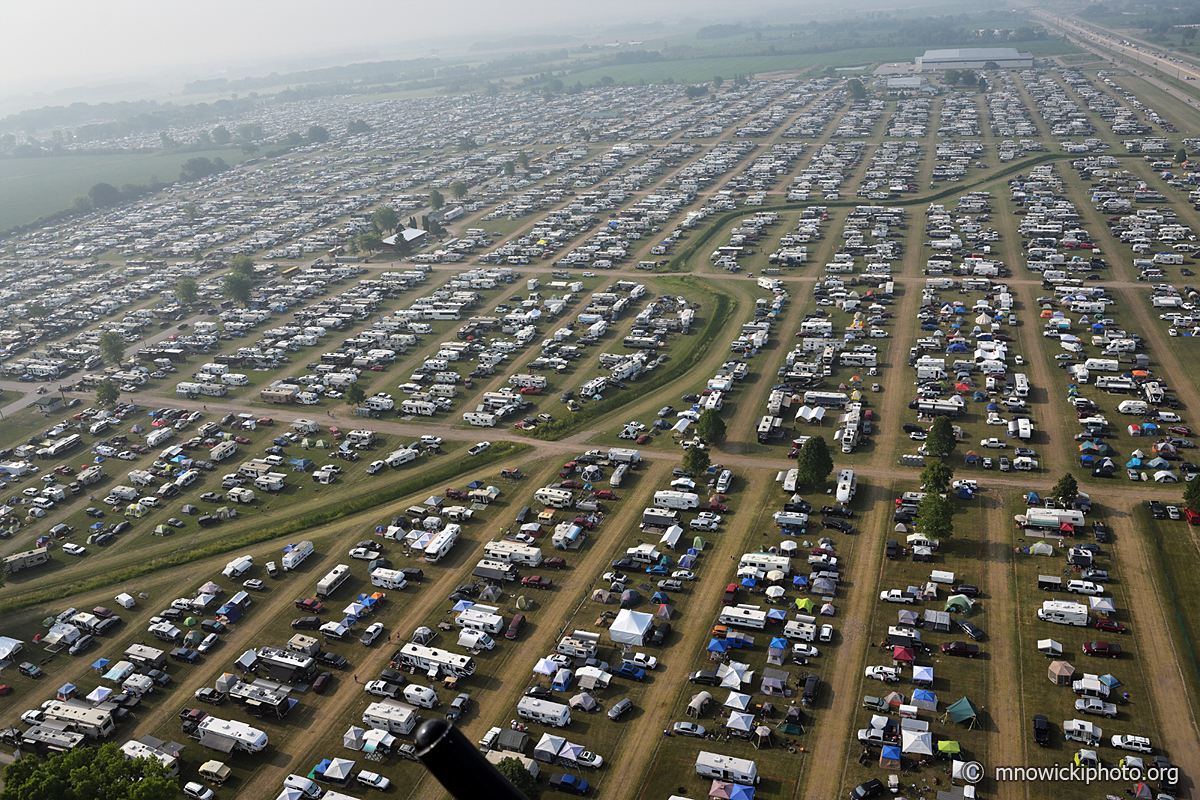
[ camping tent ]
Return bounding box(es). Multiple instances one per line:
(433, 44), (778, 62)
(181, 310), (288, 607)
(590, 589), (612, 604)
(656, 603), (674, 620)
(912, 689), (937, 712)
(1049, 661), (1075, 685)
(912, 666), (934, 685)
(944, 594), (973, 614)
(879, 745), (902, 769)
(620, 590), (641, 608)
(724, 691), (752, 711)
(609, 609), (654, 646)
(687, 691), (712, 718)
(569, 693), (597, 712)
(726, 711), (755, 735)
(1037, 639), (1062, 657)
(343, 726), (365, 751)
(534, 733), (566, 764)
(0, 636), (23, 661)
(552, 668), (574, 692)
(533, 658), (557, 676)
(1030, 541), (1054, 556)
(901, 730), (934, 756)
(943, 697), (979, 728)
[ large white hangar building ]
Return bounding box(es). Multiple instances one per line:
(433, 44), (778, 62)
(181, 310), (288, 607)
(915, 47), (1034, 71)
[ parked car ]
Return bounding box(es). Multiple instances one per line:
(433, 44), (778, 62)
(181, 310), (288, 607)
(1082, 641), (1122, 658)
(1032, 714), (1050, 746)
(607, 698), (633, 721)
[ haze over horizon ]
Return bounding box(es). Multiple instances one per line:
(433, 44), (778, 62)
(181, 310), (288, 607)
(1, 0), (817, 113)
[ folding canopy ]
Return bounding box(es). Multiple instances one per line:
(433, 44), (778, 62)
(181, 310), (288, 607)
(943, 697), (979, 728)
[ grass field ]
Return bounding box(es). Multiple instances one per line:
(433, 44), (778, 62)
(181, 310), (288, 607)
(0, 149), (248, 232)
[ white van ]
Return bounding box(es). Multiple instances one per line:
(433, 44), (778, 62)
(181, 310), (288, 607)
(283, 775), (322, 798)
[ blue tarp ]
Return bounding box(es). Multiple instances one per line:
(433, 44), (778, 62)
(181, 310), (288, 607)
(707, 638), (728, 653)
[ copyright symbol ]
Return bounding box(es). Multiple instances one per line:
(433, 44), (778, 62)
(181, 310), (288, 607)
(962, 761), (984, 784)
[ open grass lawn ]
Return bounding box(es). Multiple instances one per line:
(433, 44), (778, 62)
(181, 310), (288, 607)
(1138, 510), (1200, 703)
(0, 149), (249, 232)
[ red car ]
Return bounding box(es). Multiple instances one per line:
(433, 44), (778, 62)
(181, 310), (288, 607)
(592, 490), (618, 500)
(722, 584), (739, 604)
(636, 434), (652, 444)
(521, 575), (553, 589)
(1095, 619), (1128, 634)
(700, 503), (728, 513)
(370, 365), (386, 371)
(1082, 641), (1122, 658)
(0, 685), (12, 697)
(1169, 426), (1192, 436)
(53, 465), (75, 475)
(256, 418), (273, 426)
(572, 517), (595, 529)
(559, 480), (583, 490)
(787, 448), (800, 458)
(543, 557), (567, 570)
(519, 388), (541, 395)
(445, 488), (466, 499)
(234, 436), (251, 444)
(513, 421), (536, 430)
(294, 598), (325, 613)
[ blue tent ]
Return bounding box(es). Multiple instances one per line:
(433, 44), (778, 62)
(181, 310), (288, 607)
(341, 616), (357, 628)
(1126, 458), (1142, 467)
(956, 486), (974, 500)
(767, 608), (787, 621)
(881, 745), (902, 763)
(770, 637), (788, 650)
(91, 658), (110, 672)
(728, 784), (756, 800)
(651, 592), (670, 604)
(741, 577), (757, 587)
(964, 452), (979, 464)
(707, 638), (728, 653)
(1025, 491), (1040, 505)
(1080, 454), (1094, 466)
(947, 343), (969, 353)
(679, 554), (697, 568)
(1099, 673), (1122, 687)
(792, 575), (808, 588)
(986, 403), (999, 411)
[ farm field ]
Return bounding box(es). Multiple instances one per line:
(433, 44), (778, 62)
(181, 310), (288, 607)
(0, 150), (249, 232)
(4, 35), (1200, 800)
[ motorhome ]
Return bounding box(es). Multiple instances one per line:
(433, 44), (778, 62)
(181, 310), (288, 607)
(517, 697), (571, 728)
(695, 752), (759, 786)
(362, 702), (416, 735)
(1038, 600), (1089, 627)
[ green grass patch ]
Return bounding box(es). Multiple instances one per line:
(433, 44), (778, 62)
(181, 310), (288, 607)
(0, 442), (530, 614)
(0, 149), (250, 232)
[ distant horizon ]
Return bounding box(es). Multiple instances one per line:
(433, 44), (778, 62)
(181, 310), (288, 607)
(0, 0), (943, 116)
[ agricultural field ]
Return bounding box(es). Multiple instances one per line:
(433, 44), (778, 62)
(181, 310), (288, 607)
(3, 31), (1200, 800)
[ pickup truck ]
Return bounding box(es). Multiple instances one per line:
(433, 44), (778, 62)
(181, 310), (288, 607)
(364, 680), (403, 700)
(722, 584), (739, 604)
(941, 641), (979, 658)
(520, 575), (553, 589)
(1075, 697), (1118, 718)
(879, 589), (916, 604)
(857, 727), (899, 746)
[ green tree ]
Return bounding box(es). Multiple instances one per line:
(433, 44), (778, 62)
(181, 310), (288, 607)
(713, 76), (724, 88)
(181, 204), (198, 220)
(307, 125), (330, 143)
(211, 125), (232, 145)
(428, 189), (445, 211)
(944, 69), (961, 86)
(98, 330), (125, 365)
(371, 206), (399, 234)
(684, 85), (707, 99)
(359, 231), (382, 251)
(347, 119), (371, 134)
(1183, 474), (1200, 510)
(0, 741), (177, 800)
(95, 381), (120, 409)
(284, 131), (305, 146)
(1051, 473), (1079, 507)
(346, 238), (360, 256)
(1176, 147), (1188, 164)
(230, 254), (255, 278)
(503, 160), (515, 176)
(495, 757), (541, 800)
(682, 445), (711, 478)
(920, 461), (954, 494)
(696, 409), (726, 443)
(71, 195), (93, 214)
(983, 61), (1001, 71)
(914, 491), (955, 539)
(846, 78), (867, 99)
(24, 302), (48, 318)
(89, 182), (121, 208)
(517, 151), (529, 170)
(176, 278), (198, 305)
(224, 272), (254, 306)
(241, 143), (259, 156)
(926, 416), (956, 458)
(796, 436), (834, 489)
(345, 381), (366, 407)
(457, 136), (478, 152)
(450, 180), (467, 200)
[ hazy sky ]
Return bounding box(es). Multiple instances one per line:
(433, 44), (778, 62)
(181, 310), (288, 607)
(1, 0), (774, 103)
